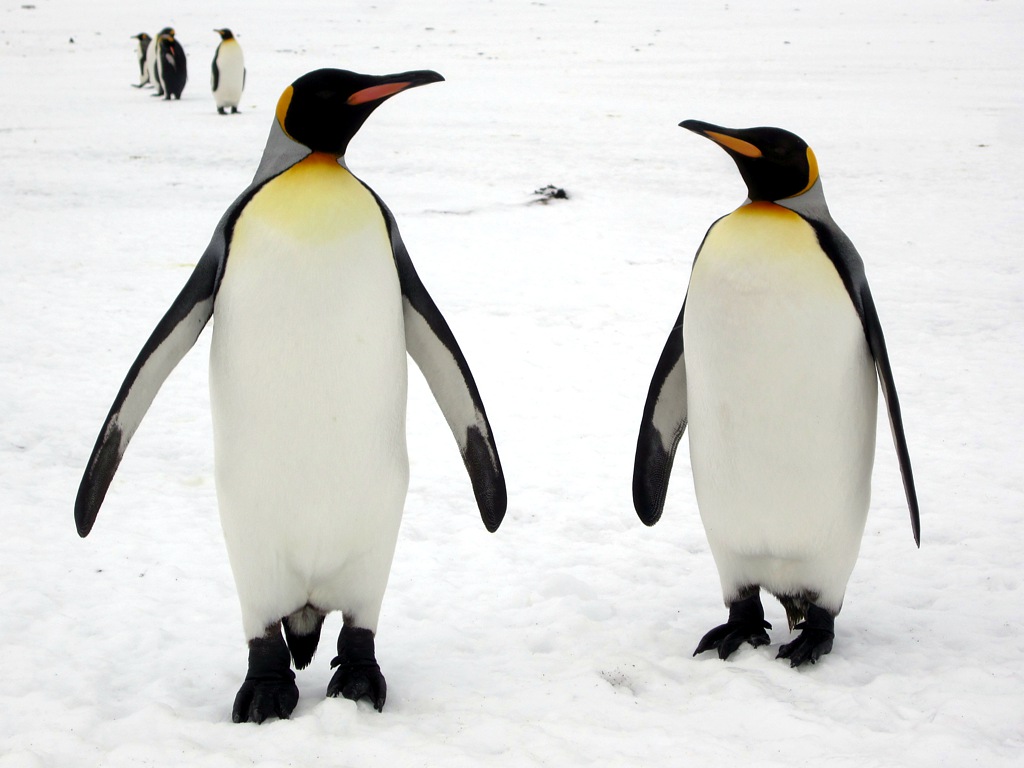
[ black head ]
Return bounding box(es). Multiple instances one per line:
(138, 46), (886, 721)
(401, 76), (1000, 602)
(681, 120), (820, 202)
(275, 68), (444, 156)
(132, 32), (151, 44)
(156, 27), (174, 38)
(214, 28), (235, 40)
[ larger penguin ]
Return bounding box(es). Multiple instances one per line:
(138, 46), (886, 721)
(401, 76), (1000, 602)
(76, 69), (506, 722)
(633, 121), (919, 667)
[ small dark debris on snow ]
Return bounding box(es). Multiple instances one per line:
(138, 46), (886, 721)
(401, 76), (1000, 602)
(531, 185), (569, 204)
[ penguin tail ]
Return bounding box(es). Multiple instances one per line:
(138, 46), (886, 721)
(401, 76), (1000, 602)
(777, 594), (809, 632)
(282, 606), (326, 670)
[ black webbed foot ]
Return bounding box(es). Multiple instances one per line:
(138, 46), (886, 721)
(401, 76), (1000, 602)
(777, 603), (835, 667)
(694, 592), (772, 660)
(327, 625), (386, 712)
(232, 627), (299, 723)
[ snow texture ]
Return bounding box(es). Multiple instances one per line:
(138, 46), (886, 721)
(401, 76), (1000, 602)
(2, 0), (1022, 765)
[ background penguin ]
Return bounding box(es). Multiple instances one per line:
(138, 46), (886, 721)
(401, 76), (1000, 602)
(211, 28), (245, 114)
(75, 68), (507, 723)
(154, 28), (187, 100)
(130, 33), (151, 88)
(633, 120), (920, 667)
(147, 29), (167, 96)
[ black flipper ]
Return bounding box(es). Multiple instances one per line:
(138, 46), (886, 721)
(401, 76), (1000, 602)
(694, 592), (773, 660)
(365, 187), (507, 532)
(74, 249), (219, 536)
(805, 215), (921, 546)
(233, 626), (299, 723)
(211, 47), (220, 91)
(327, 626), (386, 712)
(859, 285), (921, 545)
(632, 302), (688, 526)
(74, 175), (275, 537)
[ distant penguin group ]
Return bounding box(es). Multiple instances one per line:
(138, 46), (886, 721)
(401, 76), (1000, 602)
(84, 57), (923, 722)
(131, 26), (245, 112)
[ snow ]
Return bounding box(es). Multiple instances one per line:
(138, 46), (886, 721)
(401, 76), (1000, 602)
(2, 0), (1023, 765)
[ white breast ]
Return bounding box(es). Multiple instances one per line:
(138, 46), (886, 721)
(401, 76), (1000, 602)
(209, 156), (409, 638)
(683, 203), (877, 609)
(212, 40), (245, 107)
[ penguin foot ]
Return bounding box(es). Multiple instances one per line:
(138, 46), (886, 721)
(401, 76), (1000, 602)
(326, 626), (386, 712)
(776, 603), (835, 667)
(231, 106), (239, 114)
(217, 107), (226, 115)
(694, 592), (772, 660)
(232, 676), (299, 724)
(232, 628), (299, 723)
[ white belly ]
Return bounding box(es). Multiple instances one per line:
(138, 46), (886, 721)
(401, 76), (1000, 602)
(209, 156), (409, 638)
(212, 41), (244, 107)
(683, 203), (877, 610)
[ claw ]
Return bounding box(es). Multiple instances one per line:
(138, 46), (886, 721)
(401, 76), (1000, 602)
(694, 592), (772, 660)
(776, 603), (835, 667)
(326, 625), (387, 711)
(232, 677), (299, 723)
(232, 627), (298, 723)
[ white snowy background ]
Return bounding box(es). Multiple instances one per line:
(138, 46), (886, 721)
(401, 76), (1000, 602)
(2, 0), (1022, 765)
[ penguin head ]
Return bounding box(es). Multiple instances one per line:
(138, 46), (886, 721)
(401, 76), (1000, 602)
(681, 120), (820, 202)
(214, 28), (235, 40)
(132, 32), (151, 44)
(157, 27), (175, 39)
(274, 68), (444, 156)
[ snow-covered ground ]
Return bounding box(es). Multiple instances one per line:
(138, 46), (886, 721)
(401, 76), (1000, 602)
(2, 0), (1022, 765)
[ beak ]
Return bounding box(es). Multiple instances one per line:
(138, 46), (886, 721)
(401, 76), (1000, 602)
(680, 119), (763, 159)
(347, 70), (445, 106)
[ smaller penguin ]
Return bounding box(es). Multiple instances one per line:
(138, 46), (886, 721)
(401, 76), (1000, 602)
(632, 121), (920, 667)
(130, 33), (152, 88)
(155, 28), (187, 100)
(211, 29), (245, 114)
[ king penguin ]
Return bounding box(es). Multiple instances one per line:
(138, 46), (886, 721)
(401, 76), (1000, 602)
(211, 28), (245, 114)
(75, 68), (507, 722)
(154, 28), (187, 100)
(147, 29), (167, 96)
(632, 121), (920, 667)
(130, 33), (152, 88)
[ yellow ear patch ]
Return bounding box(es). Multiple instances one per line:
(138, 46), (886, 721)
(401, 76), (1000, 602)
(275, 86), (294, 132)
(706, 130), (763, 158)
(793, 146), (820, 196)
